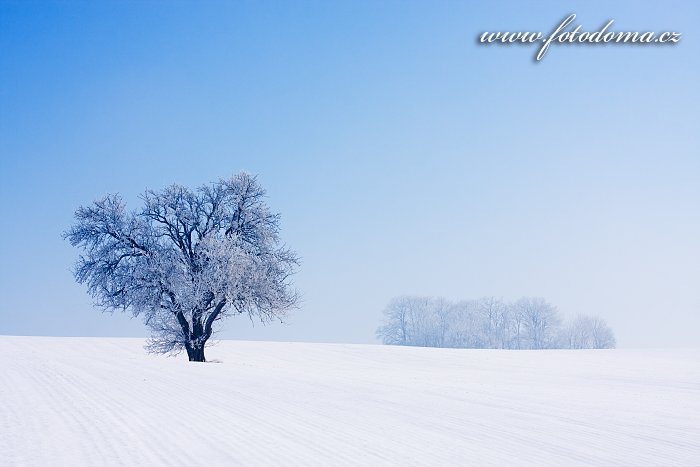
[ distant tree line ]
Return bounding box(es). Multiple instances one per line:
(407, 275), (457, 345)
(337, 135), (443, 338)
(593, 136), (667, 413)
(376, 296), (616, 350)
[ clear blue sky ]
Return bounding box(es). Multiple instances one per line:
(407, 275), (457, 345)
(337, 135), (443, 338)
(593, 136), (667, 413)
(1, 1), (698, 347)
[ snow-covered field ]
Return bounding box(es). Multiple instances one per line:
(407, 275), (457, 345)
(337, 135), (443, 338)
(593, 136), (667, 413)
(1, 337), (698, 466)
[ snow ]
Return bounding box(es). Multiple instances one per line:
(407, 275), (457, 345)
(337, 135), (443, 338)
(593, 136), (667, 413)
(1, 336), (698, 466)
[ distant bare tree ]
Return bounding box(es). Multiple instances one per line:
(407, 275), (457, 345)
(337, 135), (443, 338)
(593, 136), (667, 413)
(376, 296), (414, 345)
(513, 297), (561, 349)
(430, 298), (452, 348)
(377, 297), (453, 347)
(477, 297), (507, 349)
(445, 301), (480, 348)
(565, 315), (616, 349)
(509, 302), (526, 350)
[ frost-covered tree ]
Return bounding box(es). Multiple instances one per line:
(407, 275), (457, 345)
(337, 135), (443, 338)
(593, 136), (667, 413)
(378, 295), (621, 350)
(564, 315), (616, 349)
(376, 296), (451, 347)
(376, 296), (414, 345)
(476, 297), (508, 349)
(446, 300), (483, 348)
(65, 173), (299, 362)
(513, 297), (561, 349)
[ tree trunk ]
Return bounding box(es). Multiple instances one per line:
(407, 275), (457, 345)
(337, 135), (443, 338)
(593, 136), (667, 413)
(186, 342), (206, 362)
(185, 314), (207, 362)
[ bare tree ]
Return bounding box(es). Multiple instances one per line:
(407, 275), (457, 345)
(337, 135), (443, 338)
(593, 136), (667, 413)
(477, 297), (507, 349)
(589, 316), (616, 349)
(508, 302), (526, 350)
(565, 315), (616, 349)
(429, 298), (452, 348)
(445, 301), (479, 348)
(65, 173), (299, 362)
(377, 297), (452, 347)
(376, 296), (414, 345)
(514, 297), (561, 349)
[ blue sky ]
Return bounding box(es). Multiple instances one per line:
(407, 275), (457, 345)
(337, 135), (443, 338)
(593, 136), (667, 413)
(1, 1), (698, 347)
